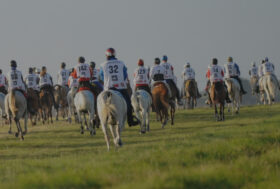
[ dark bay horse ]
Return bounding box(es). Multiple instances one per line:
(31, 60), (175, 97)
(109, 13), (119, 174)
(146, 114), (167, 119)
(54, 85), (68, 121)
(184, 80), (197, 109)
(27, 88), (40, 125)
(210, 81), (226, 121)
(152, 82), (174, 127)
(39, 88), (54, 124)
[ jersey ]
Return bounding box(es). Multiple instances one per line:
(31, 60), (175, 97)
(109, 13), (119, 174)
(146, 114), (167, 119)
(39, 73), (53, 87)
(25, 73), (39, 90)
(249, 66), (258, 78)
(68, 75), (78, 88)
(224, 62), (239, 78)
(57, 69), (70, 86)
(150, 65), (165, 82)
(209, 65), (224, 83)
(0, 74), (7, 87)
(262, 62), (275, 75)
(100, 59), (127, 90)
(7, 70), (26, 91)
(91, 68), (99, 82)
(74, 63), (91, 82)
(133, 66), (149, 86)
(182, 67), (195, 81)
(161, 62), (174, 80)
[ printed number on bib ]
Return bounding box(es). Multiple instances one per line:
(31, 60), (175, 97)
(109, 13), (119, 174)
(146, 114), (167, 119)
(109, 65), (118, 74)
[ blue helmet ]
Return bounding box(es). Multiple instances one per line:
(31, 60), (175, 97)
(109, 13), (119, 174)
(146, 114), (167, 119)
(162, 55), (168, 62)
(265, 57), (269, 62)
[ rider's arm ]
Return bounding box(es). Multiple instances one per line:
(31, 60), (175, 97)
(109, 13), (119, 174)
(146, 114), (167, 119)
(123, 66), (128, 81)
(99, 68), (104, 82)
(235, 64), (240, 76)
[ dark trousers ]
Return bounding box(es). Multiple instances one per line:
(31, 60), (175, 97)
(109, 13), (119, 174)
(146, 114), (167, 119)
(166, 79), (181, 100)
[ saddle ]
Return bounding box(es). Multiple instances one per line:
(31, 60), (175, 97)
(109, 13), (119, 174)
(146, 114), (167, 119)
(152, 81), (171, 98)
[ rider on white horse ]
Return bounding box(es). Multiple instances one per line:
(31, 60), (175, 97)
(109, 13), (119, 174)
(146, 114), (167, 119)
(0, 69), (8, 95)
(7, 60), (35, 114)
(133, 59), (151, 96)
(57, 62), (70, 89)
(161, 55), (183, 105)
(68, 68), (79, 90)
(261, 57), (280, 90)
(181, 62), (201, 98)
(249, 62), (259, 93)
(224, 57), (247, 95)
(99, 48), (139, 127)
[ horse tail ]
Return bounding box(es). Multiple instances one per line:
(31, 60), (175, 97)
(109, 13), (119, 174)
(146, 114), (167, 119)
(102, 91), (118, 118)
(10, 90), (18, 115)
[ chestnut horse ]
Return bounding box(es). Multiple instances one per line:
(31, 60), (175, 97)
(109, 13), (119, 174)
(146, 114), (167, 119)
(210, 81), (226, 121)
(184, 80), (197, 109)
(39, 89), (54, 124)
(152, 82), (174, 128)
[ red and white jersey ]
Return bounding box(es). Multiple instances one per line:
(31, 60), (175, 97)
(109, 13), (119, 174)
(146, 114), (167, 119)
(250, 66), (258, 78)
(7, 70), (26, 91)
(150, 65), (165, 81)
(133, 66), (149, 86)
(161, 62), (174, 80)
(182, 67), (195, 81)
(57, 69), (70, 86)
(25, 73), (39, 91)
(209, 65), (224, 83)
(75, 63), (91, 81)
(100, 59), (127, 90)
(39, 73), (53, 87)
(0, 74), (7, 87)
(68, 75), (78, 88)
(262, 62), (275, 75)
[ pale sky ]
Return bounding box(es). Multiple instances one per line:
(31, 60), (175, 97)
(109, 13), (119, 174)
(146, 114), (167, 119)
(0, 0), (279, 89)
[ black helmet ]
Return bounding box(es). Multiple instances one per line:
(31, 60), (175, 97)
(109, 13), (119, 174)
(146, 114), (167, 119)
(42, 66), (47, 71)
(90, 62), (96, 68)
(212, 58), (218, 65)
(155, 58), (160, 65)
(29, 67), (33, 74)
(10, 60), (17, 68)
(61, 62), (66, 68)
(78, 56), (85, 63)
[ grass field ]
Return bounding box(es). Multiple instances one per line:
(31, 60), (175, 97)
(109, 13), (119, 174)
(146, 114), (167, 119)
(0, 104), (280, 189)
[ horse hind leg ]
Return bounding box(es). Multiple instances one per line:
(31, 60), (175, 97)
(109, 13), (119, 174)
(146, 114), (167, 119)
(101, 121), (110, 150)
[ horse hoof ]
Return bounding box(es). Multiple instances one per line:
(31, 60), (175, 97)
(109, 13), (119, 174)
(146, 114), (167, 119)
(15, 132), (19, 137)
(80, 130), (84, 134)
(21, 136), (24, 141)
(22, 131), (27, 135)
(8, 130), (12, 134)
(140, 130), (146, 134)
(90, 130), (96, 136)
(118, 140), (123, 147)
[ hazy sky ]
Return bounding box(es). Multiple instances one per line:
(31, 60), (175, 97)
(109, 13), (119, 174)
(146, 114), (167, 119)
(0, 0), (279, 89)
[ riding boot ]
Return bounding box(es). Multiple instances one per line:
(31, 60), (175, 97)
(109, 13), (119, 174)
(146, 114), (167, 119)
(50, 88), (59, 109)
(236, 77), (247, 94)
(224, 84), (232, 103)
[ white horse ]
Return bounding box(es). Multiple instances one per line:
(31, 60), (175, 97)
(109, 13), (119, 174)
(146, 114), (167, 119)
(0, 92), (7, 126)
(131, 90), (152, 134)
(97, 90), (127, 150)
(263, 74), (279, 105)
(250, 76), (261, 104)
(225, 78), (241, 114)
(5, 90), (28, 140)
(74, 90), (96, 135)
(67, 87), (78, 123)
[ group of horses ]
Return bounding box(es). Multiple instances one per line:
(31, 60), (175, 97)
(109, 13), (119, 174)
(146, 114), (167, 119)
(0, 75), (278, 150)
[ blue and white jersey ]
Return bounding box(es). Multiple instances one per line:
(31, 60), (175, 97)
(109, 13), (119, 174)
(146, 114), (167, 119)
(224, 62), (240, 78)
(7, 69), (26, 91)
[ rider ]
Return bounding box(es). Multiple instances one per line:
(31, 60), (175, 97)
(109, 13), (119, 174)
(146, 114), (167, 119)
(133, 59), (151, 95)
(181, 62), (201, 98)
(150, 58), (165, 83)
(262, 57), (280, 90)
(7, 60), (34, 114)
(25, 67), (40, 94)
(68, 68), (79, 89)
(57, 62), (70, 89)
(99, 47), (139, 126)
(249, 62), (258, 79)
(89, 61), (104, 92)
(206, 58), (231, 103)
(161, 55), (183, 105)
(0, 69), (8, 94)
(224, 57), (247, 94)
(39, 66), (58, 109)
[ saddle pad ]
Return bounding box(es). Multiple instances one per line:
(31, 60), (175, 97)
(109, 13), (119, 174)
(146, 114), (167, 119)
(78, 87), (95, 98)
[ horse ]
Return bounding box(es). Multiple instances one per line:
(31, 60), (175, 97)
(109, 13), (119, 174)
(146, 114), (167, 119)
(0, 92), (7, 126)
(54, 85), (68, 121)
(74, 89), (96, 135)
(131, 90), (152, 134)
(225, 78), (241, 114)
(67, 86), (78, 123)
(250, 76), (261, 104)
(39, 88), (54, 124)
(5, 90), (28, 140)
(210, 81), (226, 121)
(97, 90), (127, 150)
(27, 88), (40, 125)
(152, 82), (171, 128)
(184, 80), (197, 109)
(263, 74), (279, 105)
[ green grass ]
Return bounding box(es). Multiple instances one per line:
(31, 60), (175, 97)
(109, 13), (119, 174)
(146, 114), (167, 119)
(0, 104), (280, 189)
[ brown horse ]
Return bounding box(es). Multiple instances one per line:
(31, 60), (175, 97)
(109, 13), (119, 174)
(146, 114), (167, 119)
(54, 85), (68, 121)
(27, 88), (40, 125)
(39, 88), (54, 124)
(184, 80), (197, 109)
(210, 81), (226, 121)
(152, 82), (174, 128)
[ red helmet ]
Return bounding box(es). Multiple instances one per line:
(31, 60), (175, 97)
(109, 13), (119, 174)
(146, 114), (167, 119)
(106, 48), (116, 57)
(138, 59), (144, 66)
